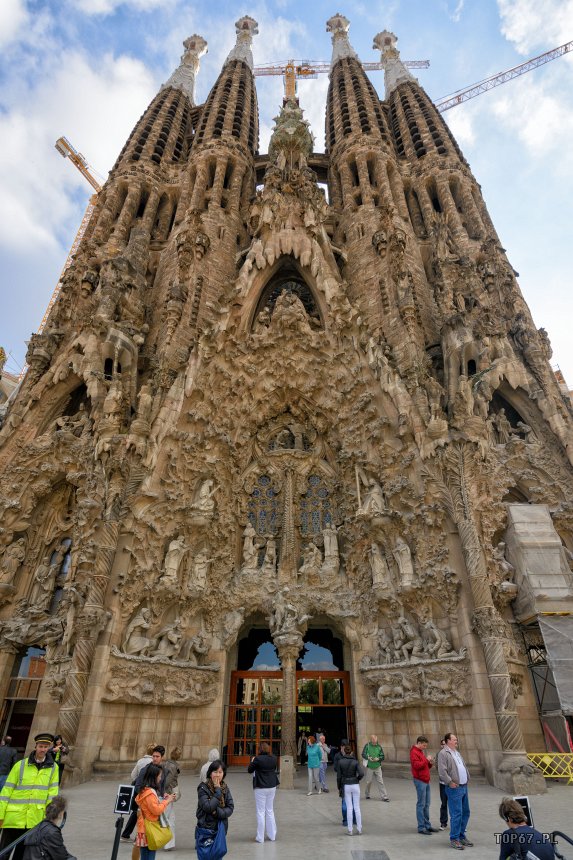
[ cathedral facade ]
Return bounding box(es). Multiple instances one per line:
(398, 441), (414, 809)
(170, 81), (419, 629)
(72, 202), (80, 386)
(0, 14), (572, 791)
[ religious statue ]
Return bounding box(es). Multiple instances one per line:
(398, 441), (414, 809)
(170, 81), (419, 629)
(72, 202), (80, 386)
(60, 582), (87, 656)
(1, 538), (26, 585)
(357, 468), (386, 516)
(152, 619), (184, 659)
(494, 409), (512, 444)
(269, 588), (307, 636)
(322, 524), (340, 564)
(423, 620), (457, 659)
(298, 542), (323, 578)
(193, 479), (218, 514)
(393, 537), (415, 588)
(241, 522), (258, 569)
(398, 616), (425, 662)
(161, 536), (187, 587)
(261, 538), (277, 576)
(189, 549), (214, 590)
(123, 608), (154, 656)
(376, 628), (393, 664)
(183, 633), (210, 667)
(368, 543), (392, 590)
(29, 555), (54, 608)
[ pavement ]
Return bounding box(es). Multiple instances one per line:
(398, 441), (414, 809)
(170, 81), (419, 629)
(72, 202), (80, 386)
(55, 768), (572, 860)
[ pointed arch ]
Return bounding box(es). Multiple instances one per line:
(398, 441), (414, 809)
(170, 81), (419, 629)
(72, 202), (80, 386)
(243, 257), (327, 332)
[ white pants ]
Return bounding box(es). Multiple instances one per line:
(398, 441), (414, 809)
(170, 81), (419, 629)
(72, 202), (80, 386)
(344, 784), (362, 834)
(255, 787), (277, 842)
(163, 801), (175, 849)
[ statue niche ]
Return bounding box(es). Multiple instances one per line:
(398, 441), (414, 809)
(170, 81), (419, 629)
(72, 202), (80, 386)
(252, 266), (322, 335)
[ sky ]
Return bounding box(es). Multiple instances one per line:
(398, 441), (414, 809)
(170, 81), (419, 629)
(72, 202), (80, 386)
(1, 0), (572, 384)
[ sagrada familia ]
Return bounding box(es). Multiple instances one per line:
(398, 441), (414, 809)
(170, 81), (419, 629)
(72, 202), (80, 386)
(0, 14), (572, 791)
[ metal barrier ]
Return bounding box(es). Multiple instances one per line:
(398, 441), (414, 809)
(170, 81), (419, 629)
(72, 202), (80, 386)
(552, 829), (573, 860)
(0, 825), (39, 858)
(527, 752), (573, 784)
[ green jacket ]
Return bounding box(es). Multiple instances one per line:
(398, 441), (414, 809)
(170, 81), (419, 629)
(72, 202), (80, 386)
(361, 741), (384, 769)
(0, 754), (59, 829)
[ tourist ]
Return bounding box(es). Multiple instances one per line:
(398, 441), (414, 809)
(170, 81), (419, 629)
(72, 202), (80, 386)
(135, 764), (176, 860)
(247, 741), (279, 843)
(297, 731), (308, 765)
(436, 738), (448, 830)
(122, 744), (165, 843)
(0, 736), (18, 791)
(50, 735), (69, 784)
(410, 734), (438, 835)
(333, 738), (356, 828)
(199, 747), (220, 783)
(361, 733), (390, 801)
(162, 746), (181, 851)
(0, 732), (59, 860)
(336, 744), (364, 835)
(438, 733), (473, 850)
(317, 734), (330, 792)
(497, 797), (555, 860)
(121, 742), (157, 842)
(22, 795), (77, 860)
(196, 760), (234, 858)
(305, 735), (322, 795)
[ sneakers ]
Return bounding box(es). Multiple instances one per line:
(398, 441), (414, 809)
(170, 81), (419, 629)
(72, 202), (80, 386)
(120, 837), (132, 843)
(306, 791), (313, 796)
(440, 825), (448, 830)
(318, 789), (322, 794)
(426, 827), (439, 833)
(419, 830), (432, 836)
(451, 840), (465, 850)
(322, 788), (329, 792)
(460, 838), (474, 847)
(383, 797), (390, 802)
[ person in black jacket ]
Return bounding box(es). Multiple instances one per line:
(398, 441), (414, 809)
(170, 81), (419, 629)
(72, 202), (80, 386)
(336, 745), (364, 836)
(22, 796), (76, 860)
(196, 760), (234, 835)
(333, 739), (357, 829)
(247, 742), (279, 843)
(0, 738), (18, 791)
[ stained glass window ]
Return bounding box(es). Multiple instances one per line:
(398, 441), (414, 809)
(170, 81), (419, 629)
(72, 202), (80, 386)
(247, 475), (279, 535)
(300, 474), (332, 535)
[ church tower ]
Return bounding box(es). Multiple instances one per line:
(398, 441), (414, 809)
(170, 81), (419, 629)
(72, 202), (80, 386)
(0, 14), (572, 793)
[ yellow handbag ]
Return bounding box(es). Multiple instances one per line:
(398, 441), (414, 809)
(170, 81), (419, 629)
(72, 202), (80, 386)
(144, 818), (173, 850)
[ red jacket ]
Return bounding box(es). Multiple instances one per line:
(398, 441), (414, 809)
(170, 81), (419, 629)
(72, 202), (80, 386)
(410, 745), (433, 783)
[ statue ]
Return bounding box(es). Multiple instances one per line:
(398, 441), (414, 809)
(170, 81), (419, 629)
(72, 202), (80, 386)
(398, 616), (425, 662)
(269, 588), (306, 636)
(60, 582), (87, 656)
(29, 555), (54, 608)
(494, 409), (512, 444)
(183, 633), (210, 667)
(193, 479), (218, 514)
(152, 619), (184, 659)
(393, 537), (415, 587)
(241, 522), (258, 569)
(424, 620), (457, 659)
(123, 608), (154, 656)
(189, 549), (214, 590)
(298, 542), (323, 578)
(376, 628), (393, 664)
(425, 375), (445, 420)
(161, 536), (187, 586)
(357, 468), (386, 515)
(322, 524), (340, 564)
(1, 538), (26, 585)
(368, 543), (392, 589)
(261, 538), (277, 575)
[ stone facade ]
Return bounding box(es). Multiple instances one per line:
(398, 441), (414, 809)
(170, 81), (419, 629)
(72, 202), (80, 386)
(1, 15), (572, 792)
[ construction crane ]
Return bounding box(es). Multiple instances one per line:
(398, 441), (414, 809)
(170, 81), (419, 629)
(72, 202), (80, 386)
(254, 58), (430, 100)
(436, 39), (573, 112)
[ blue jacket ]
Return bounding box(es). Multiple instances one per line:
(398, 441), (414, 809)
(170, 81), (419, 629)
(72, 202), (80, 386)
(306, 743), (322, 769)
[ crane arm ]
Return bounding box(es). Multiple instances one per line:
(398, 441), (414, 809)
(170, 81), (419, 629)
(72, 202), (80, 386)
(436, 40), (573, 112)
(55, 136), (102, 192)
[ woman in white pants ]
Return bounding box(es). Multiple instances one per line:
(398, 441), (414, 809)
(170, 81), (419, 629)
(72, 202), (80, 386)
(162, 746), (181, 850)
(248, 742), (279, 843)
(336, 744), (364, 835)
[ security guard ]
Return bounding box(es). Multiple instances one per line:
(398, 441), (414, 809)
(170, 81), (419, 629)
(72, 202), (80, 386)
(0, 732), (59, 860)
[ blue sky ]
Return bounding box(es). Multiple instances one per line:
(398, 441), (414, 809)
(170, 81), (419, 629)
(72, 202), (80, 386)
(1, 0), (572, 385)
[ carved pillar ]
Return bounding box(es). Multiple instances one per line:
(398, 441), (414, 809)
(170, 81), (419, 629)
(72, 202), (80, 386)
(441, 444), (546, 793)
(56, 526), (115, 767)
(274, 634), (302, 789)
(112, 184), (142, 246)
(278, 469), (297, 584)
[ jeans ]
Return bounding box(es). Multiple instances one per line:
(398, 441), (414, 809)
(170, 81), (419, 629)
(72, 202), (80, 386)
(308, 767), (321, 793)
(365, 766), (388, 799)
(439, 782), (448, 827)
(344, 784), (362, 834)
(319, 761), (328, 789)
(445, 784), (470, 841)
(254, 787), (277, 842)
(140, 848), (155, 860)
(413, 778), (431, 832)
(341, 796), (357, 826)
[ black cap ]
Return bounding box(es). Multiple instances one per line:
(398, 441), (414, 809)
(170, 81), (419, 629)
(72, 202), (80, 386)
(34, 733), (55, 744)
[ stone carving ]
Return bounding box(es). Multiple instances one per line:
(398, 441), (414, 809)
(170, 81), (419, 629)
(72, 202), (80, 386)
(192, 478), (218, 515)
(261, 537), (277, 575)
(161, 536), (188, 587)
(28, 555), (55, 608)
(1, 538), (25, 585)
(123, 608), (154, 656)
(361, 620), (465, 669)
(241, 522), (258, 569)
(361, 662), (471, 710)
(356, 468), (386, 516)
(298, 542), (323, 579)
(188, 548), (214, 591)
(151, 619), (184, 658)
(368, 543), (392, 590)
(269, 588), (309, 636)
(103, 657), (218, 707)
(393, 537), (415, 588)
(322, 523), (340, 572)
(60, 582), (88, 656)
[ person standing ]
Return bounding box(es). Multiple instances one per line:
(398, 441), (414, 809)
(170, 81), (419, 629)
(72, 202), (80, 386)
(247, 742), (279, 843)
(0, 732), (59, 860)
(436, 738), (448, 830)
(317, 734), (330, 792)
(337, 745), (364, 836)
(135, 764), (176, 860)
(438, 733), (473, 850)
(196, 761), (234, 855)
(410, 735), (438, 836)
(297, 732), (307, 765)
(50, 735), (69, 784)
(333, 739), (356, 829)
(497, 797), (555, 860)
(199, 748), (220, 783)
(305, 736), (322, 796)
(121, 744), (164, 843)
(22, 796), (77, 860)
(361, 734), (389, 801)
(0, 738), (18, 791)
(162, 746), (181, 851)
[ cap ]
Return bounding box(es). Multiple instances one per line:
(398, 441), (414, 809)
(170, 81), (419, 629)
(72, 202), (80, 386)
(34, 732), (55, 744)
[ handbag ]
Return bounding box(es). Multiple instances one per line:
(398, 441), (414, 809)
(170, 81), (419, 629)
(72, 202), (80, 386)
(144, 818), (173, 850)
(195, 821), (227, 860)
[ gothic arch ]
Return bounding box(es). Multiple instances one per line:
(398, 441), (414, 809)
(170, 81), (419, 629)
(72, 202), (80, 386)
(242, 257), (326, 332)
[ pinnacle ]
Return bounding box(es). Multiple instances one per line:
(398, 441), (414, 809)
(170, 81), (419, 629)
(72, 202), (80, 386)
(373, 29), (417, 97)
(161, 34), (208, 104)
(224, 15), (259, 70)
(326, 12), (359, 68)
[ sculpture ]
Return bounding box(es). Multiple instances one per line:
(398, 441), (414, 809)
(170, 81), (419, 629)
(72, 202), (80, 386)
(123, 608), (154, 656)
(1, 538), (26, 585)
(322, 523), (340, 568)
(261, 538), (277, 575)
(298, 542), (323, 578)
(423, 620), (457, 659)
(29, 555), (55, 608)
(60, 582), (87, 656)
(393, 537), (415, 587)
(397, 616), (425, 662)
(152, 619), (184, 659)
(189, 549), (214, 590)
(357, 469), (386, 515)
(494, 409), (512, 444)
(241, 522), (258, 569)
(161, 536), (187, 586)
(193, 479), (218, 514)
(368, 543), (392, 589)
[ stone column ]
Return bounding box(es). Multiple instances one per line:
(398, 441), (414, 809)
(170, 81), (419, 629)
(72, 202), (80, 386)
(278, 469), (297, 584)
(274, 634), (302, 790)
(440, 443), (546, 793)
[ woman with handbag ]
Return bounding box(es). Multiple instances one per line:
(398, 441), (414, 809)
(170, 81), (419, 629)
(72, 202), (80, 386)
(135, 764), (177, 860)
(248, 741), (279, 843)
(196, 760), (234, 860)
(162, 747), (181, 851)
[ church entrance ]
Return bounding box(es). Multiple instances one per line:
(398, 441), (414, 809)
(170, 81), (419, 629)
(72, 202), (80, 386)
(226, 627), (354, 766)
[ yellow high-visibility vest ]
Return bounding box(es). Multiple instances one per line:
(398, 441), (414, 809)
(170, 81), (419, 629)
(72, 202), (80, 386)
(0, 756), (59, 829)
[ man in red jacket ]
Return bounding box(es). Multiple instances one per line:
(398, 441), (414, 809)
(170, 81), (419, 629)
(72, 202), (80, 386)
(410, 735), (439, 836)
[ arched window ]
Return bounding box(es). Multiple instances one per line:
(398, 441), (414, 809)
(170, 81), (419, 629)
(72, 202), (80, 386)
(253, 263), (321, 329)
(300, 474), (333, 536)
(247, 475), (279, 535)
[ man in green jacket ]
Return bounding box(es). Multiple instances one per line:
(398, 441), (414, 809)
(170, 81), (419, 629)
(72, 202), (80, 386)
(361, 734), (390, 801)
(0, 732), (59, 860)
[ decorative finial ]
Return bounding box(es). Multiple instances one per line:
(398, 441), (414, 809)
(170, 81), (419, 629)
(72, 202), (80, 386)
(162, 34), (208, 104)
(326, 13), (359, 68)
(225, 15), (259, 70)
(373, 30), (417, 97)
(268, 98), (314, 170)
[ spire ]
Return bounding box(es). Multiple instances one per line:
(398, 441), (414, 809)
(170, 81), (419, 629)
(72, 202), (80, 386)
(162, 34), (208, 105)
(268, 97), (314, 169)
(326, 13), (359, 68)
(224, 15), (259, 70)
(373, 30), (417, 97)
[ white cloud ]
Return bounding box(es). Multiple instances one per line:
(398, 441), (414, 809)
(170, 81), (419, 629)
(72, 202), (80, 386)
(0, 0), (28, 48)
(497, 0), (573, 53)
(72, 0), (172, 15)
(450, 0), (465, 23)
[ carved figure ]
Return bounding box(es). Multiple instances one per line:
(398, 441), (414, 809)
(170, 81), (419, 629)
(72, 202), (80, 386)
(152, 619), (184, 659)
(185, 633), (210, 667)
(261, 538), (277, 575)
(193, 479), (217, 513)
(426, 375), (445, 420)
(368, 543), (392, 589)
(494, 409), (512, 444)
(1, 538), (25, 585)
(269, 588), (304, 636)
(393, 537), (415, 587)
(29, 555), (55, 608)
(376, 628), (393, 664)
(123, 608), (154, 656)
(189, 549), (214, 590)
(298, 542), (323, 578)
(241, 522), (258, 569)
(423, 621), (457, 659)
(357, 471), (386, 516)
(398, 616), (425, 662)
(161, 536), (187, 586)
(60, 582), (87, 656)
(322, 524), (340, 563)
